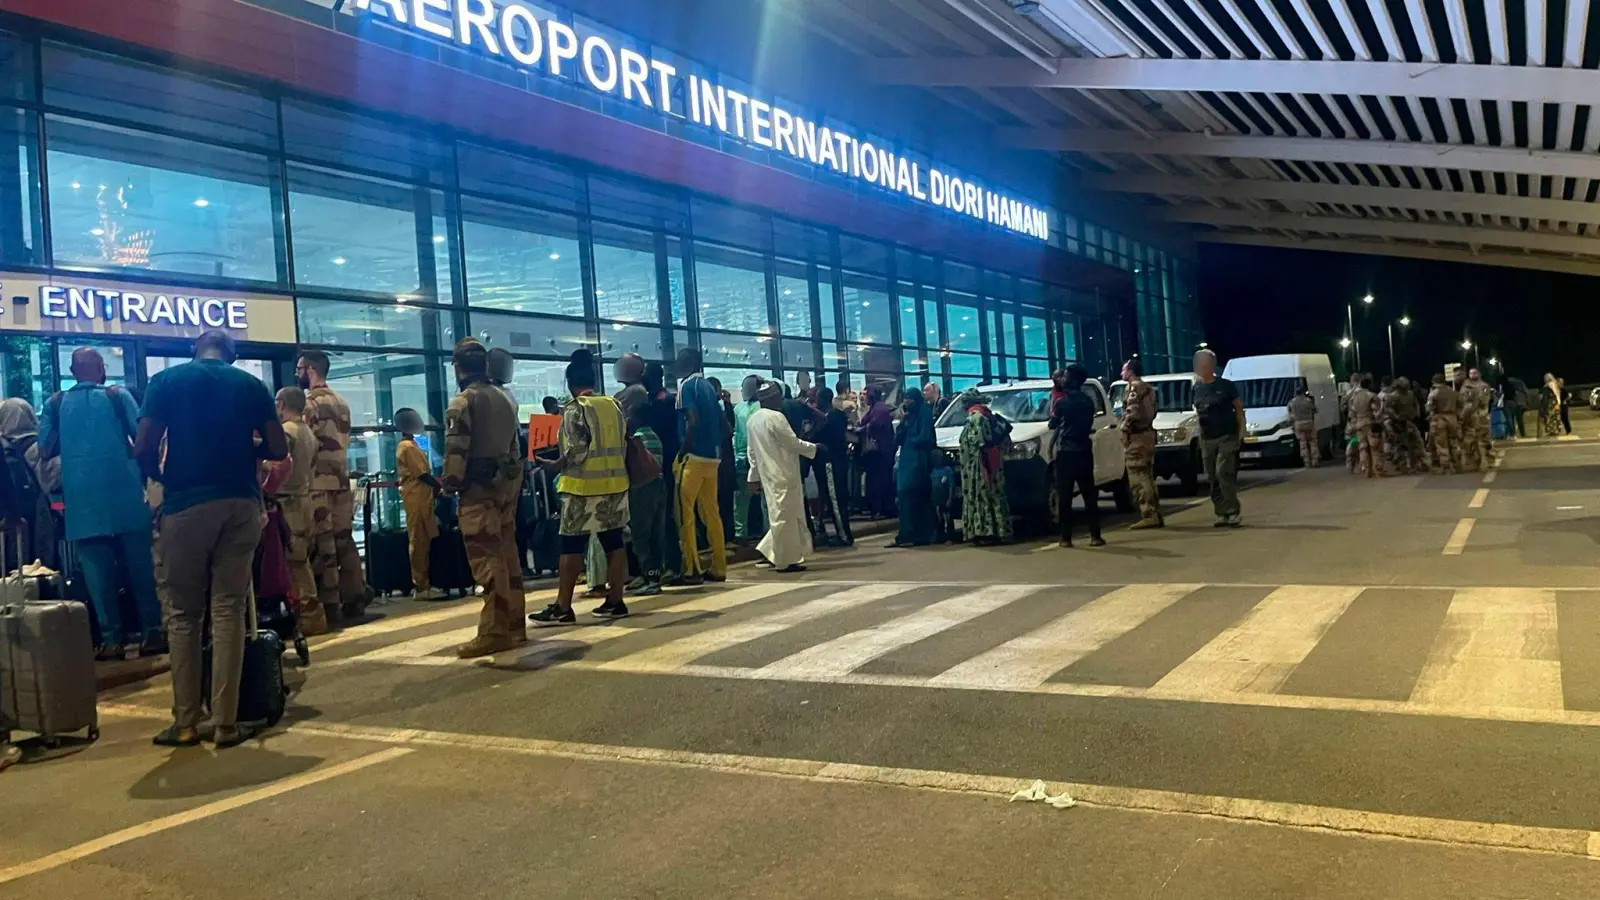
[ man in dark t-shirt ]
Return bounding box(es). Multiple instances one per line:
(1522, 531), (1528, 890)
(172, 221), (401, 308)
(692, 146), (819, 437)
(1192, 349), (1244, 527)
(137, 330), (286, 750)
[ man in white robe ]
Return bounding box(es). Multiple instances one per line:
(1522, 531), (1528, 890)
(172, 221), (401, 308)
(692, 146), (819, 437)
(747, 381), (820, 572)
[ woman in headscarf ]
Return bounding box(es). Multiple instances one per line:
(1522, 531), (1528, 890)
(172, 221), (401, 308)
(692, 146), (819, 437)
(858, 385), (896, 519)
(956, 389), (1013, 545)
(0, 397), (60, 573)
(890, 384), (937, 547)
(1540, 373), (1563, 438)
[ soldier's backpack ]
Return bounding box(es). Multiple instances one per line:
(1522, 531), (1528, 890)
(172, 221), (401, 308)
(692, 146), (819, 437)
(0, 436), (41, 529)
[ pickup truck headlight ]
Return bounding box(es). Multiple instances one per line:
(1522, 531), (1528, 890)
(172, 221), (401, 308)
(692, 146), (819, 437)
(1251, 420), (1287, 437)
(1157, 425), (1189, 445)
(1005, 438), (1041, 461)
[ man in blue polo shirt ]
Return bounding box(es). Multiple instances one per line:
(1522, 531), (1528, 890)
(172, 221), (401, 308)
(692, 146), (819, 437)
(673, 347), (726, 584)
(136, 330), (287, 750)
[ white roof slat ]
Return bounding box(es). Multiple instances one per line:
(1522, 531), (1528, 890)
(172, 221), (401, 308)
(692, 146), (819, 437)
(1565, 0), (1592, 66)
(1214, 0), (1276, 57)
(1557, 102), (1577, 152)
(1361, 0), (1406, 60)
(1441, 0), (1473, 63)
(1584, 103), (1600, 151)
(1180, 0), (1248, 58)
(1466, 97), (1490, 146)
(1283, 0), (1339, 58)
(1249, 0), (1310, 59)
(1484, 0), (1510, 64)
(1400, 0), (1440, 62)
(1349, 94), (1385, 139)
(1109, 0), (1182, 57)
(1146, 0), (1220, 59)
(1076, 0), (1161, 56)
(1527, 0), (1547, 66)
(1529, 100), (1546, 150)
(1326, 0), (1374, 59)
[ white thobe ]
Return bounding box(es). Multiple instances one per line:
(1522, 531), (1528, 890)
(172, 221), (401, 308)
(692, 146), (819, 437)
(746, 407), (817, 568)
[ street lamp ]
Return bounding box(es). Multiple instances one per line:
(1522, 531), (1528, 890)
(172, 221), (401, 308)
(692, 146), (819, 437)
(1388, 316), (1409, 375)
(1338, 337), (1353, 349)
(1363, 294), (1374, 304)
(1347, 295), (1373, 371)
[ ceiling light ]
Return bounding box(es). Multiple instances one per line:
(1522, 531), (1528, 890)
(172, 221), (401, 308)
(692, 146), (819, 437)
(193, 198), (210, 208)
(861, 301), (870, 307)
(89, 227), (104, 237)
(782, 289), (792, 296)
(433, 235), (446, 244)
(70, 181), (81, 190)
(548, 252), (561, 261)
(395, 296), (410, 304)
(331, 256), (348, 266)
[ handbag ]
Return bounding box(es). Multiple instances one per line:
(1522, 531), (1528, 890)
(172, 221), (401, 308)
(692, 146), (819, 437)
(626, 435), (662, 487)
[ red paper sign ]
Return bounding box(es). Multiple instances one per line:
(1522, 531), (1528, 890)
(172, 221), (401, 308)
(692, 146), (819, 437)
(527, 414), (562, 455)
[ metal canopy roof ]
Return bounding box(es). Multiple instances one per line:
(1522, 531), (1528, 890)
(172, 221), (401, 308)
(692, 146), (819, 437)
(798, 0), (1600, 277)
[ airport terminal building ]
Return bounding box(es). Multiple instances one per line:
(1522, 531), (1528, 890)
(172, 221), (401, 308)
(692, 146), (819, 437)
(0, 0), (1200, 466)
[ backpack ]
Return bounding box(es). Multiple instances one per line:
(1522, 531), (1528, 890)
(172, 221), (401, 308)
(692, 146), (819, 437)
(0, 434), (41, 526)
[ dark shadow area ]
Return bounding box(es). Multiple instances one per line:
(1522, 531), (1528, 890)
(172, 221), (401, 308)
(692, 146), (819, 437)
(129, 747), (323, 800)
(1470, 467), (1600, 491)
(1074, 544), (1184, 559)
(1526, 515), (1600, 546)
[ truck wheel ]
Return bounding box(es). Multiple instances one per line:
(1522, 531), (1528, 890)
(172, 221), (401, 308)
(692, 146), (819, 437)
(1180, 443), (1201, 495)
(1111, 472), (1136, 513)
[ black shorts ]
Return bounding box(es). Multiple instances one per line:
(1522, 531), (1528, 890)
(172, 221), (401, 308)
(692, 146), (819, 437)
(560, 527), (624, 556)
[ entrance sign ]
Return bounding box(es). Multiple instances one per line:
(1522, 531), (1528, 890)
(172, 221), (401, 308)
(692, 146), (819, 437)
(0, 273), (298, 343)
(40, 286), (249, 330)
(348, 0), (1051, 241)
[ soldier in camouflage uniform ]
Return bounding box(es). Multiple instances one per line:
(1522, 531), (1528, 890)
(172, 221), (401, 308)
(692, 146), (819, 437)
(442, 338), (526, 658)
(1345, 376), (1376, 478)
(1286, 384), (1319, 468)
(1459, 367), (1492, 471)
(1385, 378), (1424, 474)
(1426, 373), (1459, 474)
(297, 350), (369, 622)
(1120, 358), (1163, 529)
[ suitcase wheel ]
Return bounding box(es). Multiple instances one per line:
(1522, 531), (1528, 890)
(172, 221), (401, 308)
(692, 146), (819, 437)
(87, 726), (99, 742)
(295, 637), (310, 667)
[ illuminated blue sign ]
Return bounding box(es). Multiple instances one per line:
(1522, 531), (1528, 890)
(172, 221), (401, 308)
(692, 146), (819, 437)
(349, 0), (1051, 241)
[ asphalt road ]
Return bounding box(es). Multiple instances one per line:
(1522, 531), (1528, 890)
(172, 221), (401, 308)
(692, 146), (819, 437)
(7, 418), (1600, 899)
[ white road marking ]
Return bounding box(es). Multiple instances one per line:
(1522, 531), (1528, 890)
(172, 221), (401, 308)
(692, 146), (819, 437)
(928, 584), (1202, 689)
(204, 718), (1599, 859)
(1441, 518), (1475, 556)
(1410, 588), (1562, 711)
(1482, 470), (1497, 484)
(1151, 585), (1363, 695)
(598, 583), (918, 673)
(311, 601), (501, 651)
(1559, 434), (1581, 441)
(1468, 488), (1489, 509)
(1557, 506), (1584, 511)
(756, 585), (1040, 679)
(0, 747), (412, 886)
(340, 583), (802, 667)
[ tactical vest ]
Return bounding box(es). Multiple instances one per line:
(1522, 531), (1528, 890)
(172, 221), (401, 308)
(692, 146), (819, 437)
(558, 394), (628, 496)
(463, 381), (520, 486)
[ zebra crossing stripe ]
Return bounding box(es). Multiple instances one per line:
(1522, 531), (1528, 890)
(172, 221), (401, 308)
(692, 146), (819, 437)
(598, 583), (919, 673)
(755, 585), (1042, 680)
(1410, 587), (1562, 711)
(1150, 585), (1363, 695)
(927, 584), (1203, 689)
(340, 583), (803, 667)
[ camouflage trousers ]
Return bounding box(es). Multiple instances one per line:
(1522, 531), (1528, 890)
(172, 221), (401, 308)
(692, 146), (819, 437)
(1458, 415), (1487, 472)
(1346, 424), (1375, 477)
(311, 489), (367, 618)
(461, 474), (525, 641)
(1428, 416), (1458, 474)
(1384, 421), (1424, 475)
(277, 493), (324, 635)
(1123, 433), (1161, 523)
(1293, 422), (1319, 468)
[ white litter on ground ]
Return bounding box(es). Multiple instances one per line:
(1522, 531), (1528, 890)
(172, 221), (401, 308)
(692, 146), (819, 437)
(1009, 779), (1076, 809)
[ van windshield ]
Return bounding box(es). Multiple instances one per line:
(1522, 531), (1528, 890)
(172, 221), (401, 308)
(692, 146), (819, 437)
(1233, 377), (1301, 408)
(937, 388), (1054, 428)
(1112, 380), (1193, 413)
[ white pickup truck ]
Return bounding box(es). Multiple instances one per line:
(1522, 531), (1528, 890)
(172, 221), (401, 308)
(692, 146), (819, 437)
(935, 378), (1133, 528)
(1110, 373), (1202, 494)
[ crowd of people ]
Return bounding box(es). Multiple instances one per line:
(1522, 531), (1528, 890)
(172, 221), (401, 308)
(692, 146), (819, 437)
(1333, 367), (1564, 478)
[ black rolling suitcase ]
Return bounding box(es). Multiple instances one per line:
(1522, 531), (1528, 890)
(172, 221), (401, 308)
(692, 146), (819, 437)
(362, 479), (412, 597)
(202, 591), (287, 729)
(428, 496), (474, 597)
(526, 462), (560, 577)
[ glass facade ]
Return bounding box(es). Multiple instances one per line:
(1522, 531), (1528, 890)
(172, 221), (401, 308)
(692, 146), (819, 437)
(0, 26), (1199, 454)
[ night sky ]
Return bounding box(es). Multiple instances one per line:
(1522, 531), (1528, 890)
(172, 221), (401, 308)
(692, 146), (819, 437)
(1198, 244), (1593, 388)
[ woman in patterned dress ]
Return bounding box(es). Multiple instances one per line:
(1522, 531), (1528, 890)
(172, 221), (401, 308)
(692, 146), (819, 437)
(956, 390), (1012, 545)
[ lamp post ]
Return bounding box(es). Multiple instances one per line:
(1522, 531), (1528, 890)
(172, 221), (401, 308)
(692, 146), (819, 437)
(1460, 339), (1478, 370)
(1388, 315), (1409, 376)
(1346, 294), (1373, 372)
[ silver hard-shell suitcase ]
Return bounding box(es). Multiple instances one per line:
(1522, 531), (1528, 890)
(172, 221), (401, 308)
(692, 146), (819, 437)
(0, 591), (99, 746)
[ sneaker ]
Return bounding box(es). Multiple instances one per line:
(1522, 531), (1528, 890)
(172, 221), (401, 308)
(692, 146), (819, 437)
(212, 724), (258, 749)
(528, 603), (577, 627)
(456, 634), (519, 657)
(139, 635), (169, 657)
(625, 576), (649, 591)
(1213, 518), (1230, 528)
(776, 564), (808, 573)
(633, 581), (663, 596)
(1089, 536), (1107, 547)
(152, 725), (201, 748)
(592, 602), (630, 619)
(0, 743), (20, 772)
(1225, 515), (1243, 528)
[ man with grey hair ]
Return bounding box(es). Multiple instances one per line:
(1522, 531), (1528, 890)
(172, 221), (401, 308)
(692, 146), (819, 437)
(1191, 348), (1245, 527)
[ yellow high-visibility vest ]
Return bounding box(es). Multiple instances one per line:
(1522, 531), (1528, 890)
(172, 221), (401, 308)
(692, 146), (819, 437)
(557, 394), (629, 496)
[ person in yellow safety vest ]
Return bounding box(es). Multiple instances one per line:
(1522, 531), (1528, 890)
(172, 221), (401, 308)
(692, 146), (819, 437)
(529, 348), (632, 626)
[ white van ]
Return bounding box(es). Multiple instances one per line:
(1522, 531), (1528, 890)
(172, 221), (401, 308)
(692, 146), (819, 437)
(935, 379), (1133, 527)
(1221, 354), (1341, 464)
(1110, 374), (1202, 494)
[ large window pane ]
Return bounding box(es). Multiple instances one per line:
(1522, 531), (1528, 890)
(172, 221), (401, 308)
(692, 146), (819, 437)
(47, 116), (279, 283)
(57, 340), (128, 390)
(499, 357), (573, 422)
(700, 331), (775, 370)
(592, 223), (659, 324)
(818, 265), (837, 341)
(780, 337), (818, 370)
(1021, 315), (1048, 358)
(462, 200), (584, 314)
(949, 352), (983, 376)
(282, 100), (449, 185)
(946, 295), (980, 352)
(0, 107), (39, 266)
(921, 296), (940, 350)
(599, 320), (675, 365)
(666, 237), (688, 326)
(320, 351), (433, 430)
(897, 290), (918, 348)
(841, 272), (890, 345)
(470, 310), (593, 356)
(297, 297), (437, 350)
(290, 165), (423, 297)
(0, 32), (34, 103)
(774, 259), (812, 338)
(694, 244), (769, 334)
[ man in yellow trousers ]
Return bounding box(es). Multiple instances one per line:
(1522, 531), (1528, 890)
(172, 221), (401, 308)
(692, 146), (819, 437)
(395, 407), (440, 600)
